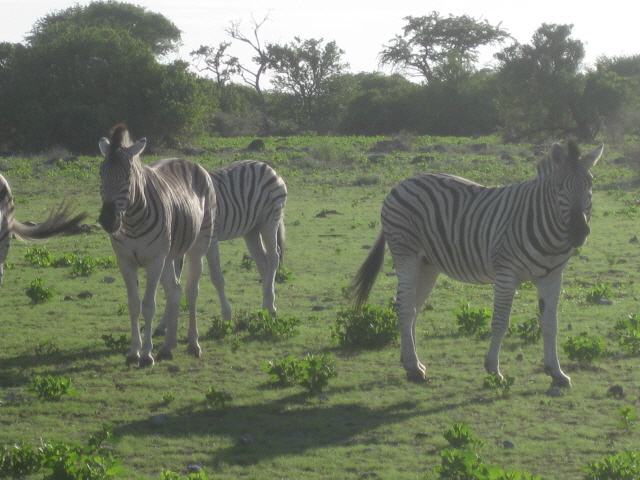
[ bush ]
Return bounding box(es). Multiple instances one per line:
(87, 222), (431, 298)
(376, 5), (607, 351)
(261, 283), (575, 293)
(25, 278), (55, 304)
(28, 375), (78, 402)
(245, 310), (301, 339)
(264, 353), (337, 394)
(509, 316), (541, 344)
(613, 314), (640, 355)
(331, 303), (398, 349)
(583, 451), (640, 480)
(443, 423), (484, 449)
(586, 283), (613, 304)
(562, 332), (605, 364)
(204, 387), (232, 408)
(454, 302), (492, 338)
(24, 246), (55, 267)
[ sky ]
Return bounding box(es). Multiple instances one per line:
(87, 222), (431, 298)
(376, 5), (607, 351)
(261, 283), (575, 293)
(2, 0), (640, 75)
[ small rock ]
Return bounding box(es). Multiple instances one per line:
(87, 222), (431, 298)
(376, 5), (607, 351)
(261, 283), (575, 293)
(77, 291), (93, 299)
(325, 304), (334, 310)
(598, 298), (613, 306)
(503, 440), (516, 449)
(187, 464), (202, 474)
(64, 295), (75, 301)
(362, 244), (372, 250)
(5, 391), (17, 402)
(167, 365), (180, 374)
(630, 236), (638, 244)
(311, 305), (326, 311)
(317, 394), (329, 402)
(607, 385), (624, 398)
(579, 255), (589, 261)
(515, 353), (524, 361)
(567, 323), (573, 331)
(309, 295), (318, 301)
(237, 434), (255, 446)
(103, 276), (116, 284)
(546, 386), (563, 397)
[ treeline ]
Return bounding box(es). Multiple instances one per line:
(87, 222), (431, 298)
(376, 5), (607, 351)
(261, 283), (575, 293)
(1, 1), (639, 154)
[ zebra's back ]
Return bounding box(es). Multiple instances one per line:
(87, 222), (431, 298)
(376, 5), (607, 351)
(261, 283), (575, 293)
(210, 160), (287, 242)
(382, 172), (568, 284)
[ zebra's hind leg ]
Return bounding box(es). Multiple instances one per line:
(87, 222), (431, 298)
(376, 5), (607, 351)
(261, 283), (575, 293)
(244, 228), (278, 316)
(394, 256), (439, 382)
(154, 256), (184, 337)
(484, 274), (517, 380)
(182, 250), (205, 357)
(206, 240), (232, 322)
(534, 273), (571, 387)
(155, 260), (182, 362)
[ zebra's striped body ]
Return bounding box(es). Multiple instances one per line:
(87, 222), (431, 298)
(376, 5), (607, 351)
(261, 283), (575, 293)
(350, 141), (603, 385)
(98, 125), (216, 367)
(0, 174), (86, 286)
(155, 160), (287, 334)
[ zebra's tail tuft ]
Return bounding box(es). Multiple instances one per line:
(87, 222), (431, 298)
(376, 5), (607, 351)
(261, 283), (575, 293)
(277, 217), (286, 265)
(12, 199), (87, 241)
(348, 230), (386, 313)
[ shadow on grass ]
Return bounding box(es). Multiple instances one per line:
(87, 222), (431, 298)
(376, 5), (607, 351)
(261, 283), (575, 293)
(0, 347), (119, 388)
(112, 398), (441, 468)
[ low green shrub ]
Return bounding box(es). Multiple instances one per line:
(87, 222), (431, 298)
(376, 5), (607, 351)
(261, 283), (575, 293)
(612, 314), (640, 356)
(245, 310), (301, 339)
(454, 302), (492, 338)
(25, 278), (55, 304)
(484, 372), (515, 399)
(331, 303), (397, 349)
(28, 375), (78, 402)
(264, 353), (337, 394)
(205, 387), (232, 408)
(562, 332), (605, 364)
(24, 246), (55, 267)
(101, 333), (129, 352)
(586, 283), (613, 304)
(583, 451), (640, 480)
(442, 423), (484, 449)
(509, 317), (541, 344)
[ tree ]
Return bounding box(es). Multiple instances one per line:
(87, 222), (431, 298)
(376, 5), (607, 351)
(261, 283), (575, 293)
(0, 3), (211, 153)
(266, 37), (349, 131)
(379, 12), (509, 83)
(495, 23), (585, 141)
(26, 0), (181, 57)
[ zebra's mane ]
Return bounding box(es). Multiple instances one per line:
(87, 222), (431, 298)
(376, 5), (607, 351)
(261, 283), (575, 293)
(108, 124), (132, 155)
(536, 139), (581, 179)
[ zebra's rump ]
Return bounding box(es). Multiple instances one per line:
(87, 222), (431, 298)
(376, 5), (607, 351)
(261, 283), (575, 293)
(210, 160), (287, 242)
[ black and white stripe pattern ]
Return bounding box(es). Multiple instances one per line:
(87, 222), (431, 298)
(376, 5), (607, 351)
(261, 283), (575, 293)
(350, 141), (603, 385)
(98, 124), (216, 367)
(0, 174), (86, 286)
(155, 160), (287, 334)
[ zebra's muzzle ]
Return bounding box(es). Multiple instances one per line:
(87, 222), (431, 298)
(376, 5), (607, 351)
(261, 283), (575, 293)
(568, 210), (590, 248)
(99, 201), (122, 234)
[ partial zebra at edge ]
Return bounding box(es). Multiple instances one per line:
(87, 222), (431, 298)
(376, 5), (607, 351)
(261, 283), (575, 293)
(0, 173), (88, 286)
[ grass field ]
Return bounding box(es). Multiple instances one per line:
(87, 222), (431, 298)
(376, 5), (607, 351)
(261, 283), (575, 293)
(1, 134), (640, 479)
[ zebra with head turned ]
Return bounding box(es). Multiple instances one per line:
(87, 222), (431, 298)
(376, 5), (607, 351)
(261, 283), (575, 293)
(350, 140), (603, 386)
(98, 124), (216, 367)
(154, 160), (287, 335)
(0, 174), (87, 286)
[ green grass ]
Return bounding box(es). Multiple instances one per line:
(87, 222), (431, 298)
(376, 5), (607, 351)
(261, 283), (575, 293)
(1, 135), (640, 479)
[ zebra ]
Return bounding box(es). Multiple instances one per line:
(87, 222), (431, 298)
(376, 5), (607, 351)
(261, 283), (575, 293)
(0, 173), (87, 286)
(349, 140), (603, 385)
(98, 124), (216, 367)
(154, 160), (287, 336)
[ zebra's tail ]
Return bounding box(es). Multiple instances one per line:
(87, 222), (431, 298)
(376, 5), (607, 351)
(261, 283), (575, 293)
(349, 230), (386, 312)
(12, 200), (87, 241)
(277, 217), (286, 265)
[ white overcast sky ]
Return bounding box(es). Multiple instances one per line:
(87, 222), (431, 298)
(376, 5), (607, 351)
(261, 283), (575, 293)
(2, 0), (639, 74)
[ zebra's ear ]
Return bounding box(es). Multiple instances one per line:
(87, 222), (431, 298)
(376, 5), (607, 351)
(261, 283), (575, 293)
(549, 143), (567, 166)
(581, 144), (603, 170)
(98, 138), (110, 157)
(128, 138), (147, 157)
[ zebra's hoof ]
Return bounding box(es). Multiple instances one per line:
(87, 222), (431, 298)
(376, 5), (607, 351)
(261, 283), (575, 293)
(187, 344), (202, 358)
(551, 375), (571, 388)
(156, 349), (173, 362)
(125, 354), (140, 366)
(406, 368), (427, 383)
(139, 355), (155, 368)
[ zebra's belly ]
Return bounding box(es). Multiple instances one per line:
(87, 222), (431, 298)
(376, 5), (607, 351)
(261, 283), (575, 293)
(110, 235), (172, 267)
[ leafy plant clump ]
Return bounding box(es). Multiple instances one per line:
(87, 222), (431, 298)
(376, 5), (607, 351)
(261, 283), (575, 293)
(586, 283), (613, 304)
(454, 302), (492, 338)
(25, 277), (55, 304)
(70, 256), (97, 276)
(618, 406), (638, 433)
(583, 450), (640, 480)
(0, 424), (123, 479)
(24, 246), (55, 267)
(264, 353), (337, 394)
(28, 375), (78, 402)
(509, 316), (541, 344)
(331, 303), (398, 349)
(244, 310), (301, 339)
(101, 333), (129, 352)
(562, 332), (605, 364)
(484, 372), (516, 398)
(275, 265), (293, 283)
(443, 423), (484, 449)
(205, 387), (232, 408)
(612, 314), (640, 356)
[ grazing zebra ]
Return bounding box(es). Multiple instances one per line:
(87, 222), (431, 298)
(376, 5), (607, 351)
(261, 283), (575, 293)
(154, 160), (287, 335)
(98, 124), (216, 367)
(350, 140), (603, 385)
(0, 174), (86, 286)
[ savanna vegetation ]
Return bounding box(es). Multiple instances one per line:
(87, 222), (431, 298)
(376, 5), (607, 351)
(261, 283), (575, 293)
(1, 134), (640, 479)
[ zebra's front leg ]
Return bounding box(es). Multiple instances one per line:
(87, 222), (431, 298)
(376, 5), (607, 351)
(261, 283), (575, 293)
(484, 276), (517, 381)
(534, 273), (571, 387)
(118, 263), (143, 366)
(138, 259), (165, 366)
